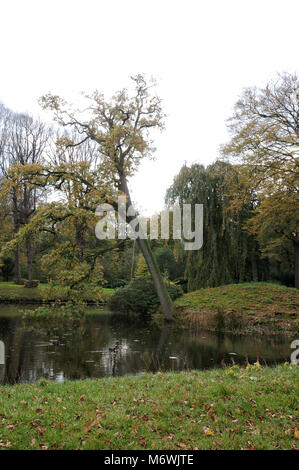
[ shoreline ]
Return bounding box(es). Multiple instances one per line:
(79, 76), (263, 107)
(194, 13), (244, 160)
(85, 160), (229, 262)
(174, 282), (299, 336)
(0, 281), (298, 336)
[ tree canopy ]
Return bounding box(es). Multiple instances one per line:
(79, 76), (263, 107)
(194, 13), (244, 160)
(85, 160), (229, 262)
(222, 73), (299, 288)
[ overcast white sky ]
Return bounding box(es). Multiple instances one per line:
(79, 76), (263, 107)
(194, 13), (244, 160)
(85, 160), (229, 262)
(0, 0), (298, 215)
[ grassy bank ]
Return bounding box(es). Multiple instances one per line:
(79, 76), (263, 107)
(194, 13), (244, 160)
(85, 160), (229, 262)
(0, 282), (114, 304)
(0, 366), (298, 450)
(174, 282), (299, 335)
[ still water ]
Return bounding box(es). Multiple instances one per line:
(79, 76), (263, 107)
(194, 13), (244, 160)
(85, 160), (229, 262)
(0, 305), (295, 385)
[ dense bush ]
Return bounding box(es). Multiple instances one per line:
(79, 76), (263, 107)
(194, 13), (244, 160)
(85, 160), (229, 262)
(108, 275), (183, 316)
(106, 278), (128, 289)
(23, 280), (39, 288)
(173, 277), (188, 293)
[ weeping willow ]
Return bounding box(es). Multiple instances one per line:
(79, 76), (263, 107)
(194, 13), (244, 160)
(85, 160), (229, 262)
(166, 161), (263, 291)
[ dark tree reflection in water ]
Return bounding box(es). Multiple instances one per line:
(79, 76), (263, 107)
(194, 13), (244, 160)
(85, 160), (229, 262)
(0, 306), (295, 384)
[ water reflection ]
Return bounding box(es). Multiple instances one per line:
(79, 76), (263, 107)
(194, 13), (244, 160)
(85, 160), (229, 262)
(0, 306), (295, 385)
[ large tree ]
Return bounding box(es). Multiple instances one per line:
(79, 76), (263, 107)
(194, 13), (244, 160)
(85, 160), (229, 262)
(166, 161), (263, 290)
(40, 75), (174, 320)
(222, 73), (299, 288)
(0, 109), (50, 283)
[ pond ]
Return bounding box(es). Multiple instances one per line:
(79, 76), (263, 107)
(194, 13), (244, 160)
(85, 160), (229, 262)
(0, 305), (295, 385)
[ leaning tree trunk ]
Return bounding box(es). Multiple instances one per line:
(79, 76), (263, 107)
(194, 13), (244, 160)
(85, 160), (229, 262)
(118, 173), (174, 321)
(137, 238), (174, 321)
(294, 235), (299, 290)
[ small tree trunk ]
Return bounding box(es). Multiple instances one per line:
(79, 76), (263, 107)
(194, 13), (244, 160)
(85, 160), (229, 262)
(294, 236), (299, 290)
(12, 197), (22, 284)
(14, 221), (22, 283)
(14, 246), (22, 284)
(118, 173), (174, 321)
(75, 222), (85, 262)
(26, 239), (33, 283)
(251, 249), (258, 282)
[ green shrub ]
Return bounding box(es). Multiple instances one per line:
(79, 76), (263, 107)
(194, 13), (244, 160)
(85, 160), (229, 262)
(108, 275), (183, 316)
(23, 280), (39, 288)
(107, 278), (128, 288)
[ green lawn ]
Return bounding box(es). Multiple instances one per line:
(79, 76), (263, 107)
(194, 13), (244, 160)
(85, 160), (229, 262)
(174, 282), (299, 335)
(0, 282), (114, 304)
(0, 365), (298, 450)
